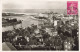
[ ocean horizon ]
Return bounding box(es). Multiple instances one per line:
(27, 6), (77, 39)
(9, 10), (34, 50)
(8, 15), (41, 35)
(2, 9), (67, 14)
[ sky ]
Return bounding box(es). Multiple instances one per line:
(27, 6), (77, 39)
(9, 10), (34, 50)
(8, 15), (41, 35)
(2, 0), (67, 9)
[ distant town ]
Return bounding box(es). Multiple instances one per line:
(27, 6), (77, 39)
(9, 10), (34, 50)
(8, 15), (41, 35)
(2, 10), (79, 51)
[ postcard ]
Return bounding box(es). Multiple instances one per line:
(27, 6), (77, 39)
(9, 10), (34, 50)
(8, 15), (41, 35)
(1, 0), (80, 51)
